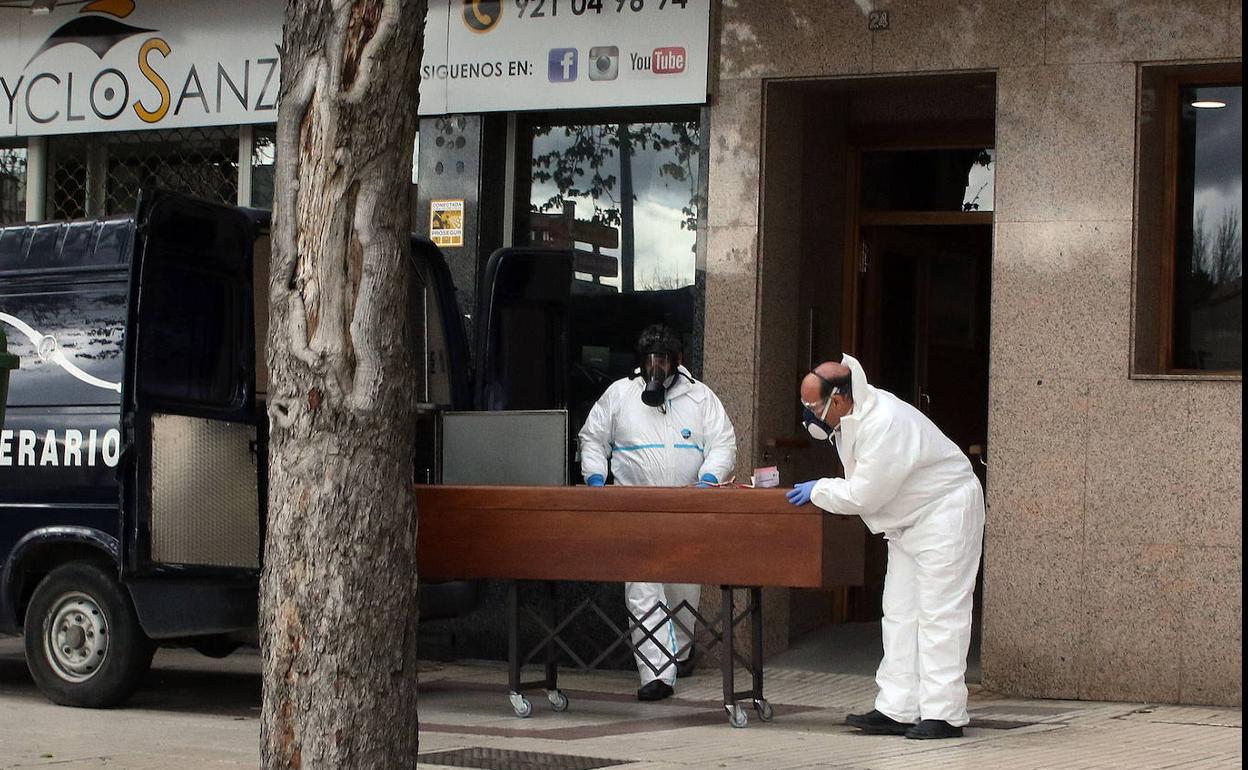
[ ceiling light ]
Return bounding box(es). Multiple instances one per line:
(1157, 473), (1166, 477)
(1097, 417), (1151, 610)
(1191, 100), (1228, 109)
(30, 0), (56, 13)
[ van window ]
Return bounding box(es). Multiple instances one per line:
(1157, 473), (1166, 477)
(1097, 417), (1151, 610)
(137, 264), (241, 407)
(0, 283), (127, 407)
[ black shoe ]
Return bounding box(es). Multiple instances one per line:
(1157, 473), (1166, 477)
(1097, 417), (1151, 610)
(905, 719), (964, 740)
(637, 680), (674, 702)
(675, 647), (697, 678)
(845, 709), (914, 735)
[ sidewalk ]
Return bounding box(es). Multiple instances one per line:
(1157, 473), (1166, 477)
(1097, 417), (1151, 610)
(415, 660), (1241, 770)
(0, 637), (1241, 769)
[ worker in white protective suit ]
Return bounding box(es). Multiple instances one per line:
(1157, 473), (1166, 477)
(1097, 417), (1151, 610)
(578, 324), (737, 702)
(786, 354), (984, 740)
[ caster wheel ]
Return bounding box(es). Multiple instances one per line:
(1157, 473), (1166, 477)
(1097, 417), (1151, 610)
(509, 691), (533, 718)
(547, 689), (569, 712)
(727, 703), (749, 728)
(754, 699), (774, 722)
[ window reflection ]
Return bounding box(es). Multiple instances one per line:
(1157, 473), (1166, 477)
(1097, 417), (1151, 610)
(1174, 84), (1242, 371)
(525, 120), (700, 293)
(0, 143), (26, 224)
(251, 126), (276, 210)
(861, 149), (994, 212)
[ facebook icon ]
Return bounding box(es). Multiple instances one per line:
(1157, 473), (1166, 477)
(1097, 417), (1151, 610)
(548, 48), (578, 82)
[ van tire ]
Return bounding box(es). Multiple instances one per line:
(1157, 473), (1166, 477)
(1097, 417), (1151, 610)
(23, 562), (156, 708)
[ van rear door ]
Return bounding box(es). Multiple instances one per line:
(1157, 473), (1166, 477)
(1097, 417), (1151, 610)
(474, 248), (573, 411)
(122, 191), (260, 578)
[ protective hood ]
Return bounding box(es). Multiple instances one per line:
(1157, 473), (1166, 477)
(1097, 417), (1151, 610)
(841, 353), (877, 415)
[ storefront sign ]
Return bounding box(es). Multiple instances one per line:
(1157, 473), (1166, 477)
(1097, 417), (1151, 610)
(0, 0), (284, 137)
(419, 0), (710, 115)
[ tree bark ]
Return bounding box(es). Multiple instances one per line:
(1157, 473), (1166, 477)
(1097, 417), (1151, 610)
(261, 1), (425, 767)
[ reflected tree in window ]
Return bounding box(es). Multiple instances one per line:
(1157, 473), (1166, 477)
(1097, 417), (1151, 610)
(528, 121), (701, 293)
(1174, 84), (1242, 371)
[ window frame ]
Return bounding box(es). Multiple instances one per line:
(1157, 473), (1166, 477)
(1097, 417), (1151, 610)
(1155, 64), (1242, 377)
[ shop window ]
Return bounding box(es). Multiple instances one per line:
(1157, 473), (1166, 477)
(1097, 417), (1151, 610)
(1135, 65), (1242, 376)
(0, 141), (26, 224)
(251, 125), (277, 210)
(517, 110), (706, 447)
(521, 115), (702, 295)
(46, 127), (239, 219)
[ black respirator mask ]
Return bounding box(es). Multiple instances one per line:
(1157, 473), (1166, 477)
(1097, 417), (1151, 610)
(802, 397), (835, 442)
(640, 352), (677, 408)
(801, 371), (847, 442)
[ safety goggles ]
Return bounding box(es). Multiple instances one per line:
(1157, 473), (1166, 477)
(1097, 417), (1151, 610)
(801, 397), (834, 442)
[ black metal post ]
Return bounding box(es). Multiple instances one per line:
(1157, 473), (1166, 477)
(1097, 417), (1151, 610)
(545, 581), (559, 689)
(508, 580), (521, 694)
(751, 587), (764, 699)
(721, 586), (734, 710)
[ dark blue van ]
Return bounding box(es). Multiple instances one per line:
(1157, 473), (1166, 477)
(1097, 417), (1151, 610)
(0, 190), (475, 707)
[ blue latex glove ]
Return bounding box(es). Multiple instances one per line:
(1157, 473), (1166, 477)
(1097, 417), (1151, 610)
(586, 474), (605, 487)
(786, 480), (818, 506)
(695, 473), (718, 489)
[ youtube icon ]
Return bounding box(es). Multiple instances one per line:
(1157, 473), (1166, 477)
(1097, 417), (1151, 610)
(652, 47), (687, 75)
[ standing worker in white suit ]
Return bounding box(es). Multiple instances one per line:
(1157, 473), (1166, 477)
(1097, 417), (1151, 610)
(579, 324), (737, 702)
(787, 354), (985, 740)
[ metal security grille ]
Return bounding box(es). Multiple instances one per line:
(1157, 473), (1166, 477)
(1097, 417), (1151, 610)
(46, 126), (239, 219)
(0, 143), (26, 224)
(416, 748), (632, 770)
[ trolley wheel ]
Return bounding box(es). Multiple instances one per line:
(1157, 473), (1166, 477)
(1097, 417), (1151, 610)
(754, 699), (774, 722)
(727, 703), (749, 728)
(546, 689), (569, 712)
(509, 691), (533, 718)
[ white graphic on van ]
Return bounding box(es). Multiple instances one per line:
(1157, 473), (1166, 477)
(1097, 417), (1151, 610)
(0, 428), (122, 468)
(0, 312), (123, 394)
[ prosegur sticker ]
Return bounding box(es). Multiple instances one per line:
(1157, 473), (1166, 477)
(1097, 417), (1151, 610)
(430, 199), (464, 247)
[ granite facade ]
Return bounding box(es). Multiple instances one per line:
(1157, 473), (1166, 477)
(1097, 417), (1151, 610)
(703, 0), (1241, 706)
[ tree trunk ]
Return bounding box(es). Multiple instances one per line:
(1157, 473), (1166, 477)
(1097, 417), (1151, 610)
(260, 1), (425, 768)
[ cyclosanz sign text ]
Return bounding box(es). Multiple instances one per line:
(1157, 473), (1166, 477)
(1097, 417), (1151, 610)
(0, 0), (284, 137)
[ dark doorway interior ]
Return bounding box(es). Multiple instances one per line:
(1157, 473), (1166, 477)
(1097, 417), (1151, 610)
(859, 224), (992, 488)
(759, 74), (996, 662)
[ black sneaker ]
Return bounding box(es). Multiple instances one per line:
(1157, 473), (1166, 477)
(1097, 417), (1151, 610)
(675, 647), (697, 678)
(905, 719), (964, 740)
(845, 709), (914, 735)
(637, 680), (675, 702)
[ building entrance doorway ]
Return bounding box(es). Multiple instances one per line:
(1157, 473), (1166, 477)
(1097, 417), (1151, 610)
(856, 224), (992, 487)
(755, 74), (996, 669)
(842, 147), (995, 628)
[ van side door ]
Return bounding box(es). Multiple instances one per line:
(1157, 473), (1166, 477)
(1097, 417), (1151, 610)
(122, 192), (260, 578)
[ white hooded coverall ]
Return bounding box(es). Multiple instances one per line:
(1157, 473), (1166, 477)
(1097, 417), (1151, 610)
(578, 366), (737, 686)
(809, 354), (985, 727)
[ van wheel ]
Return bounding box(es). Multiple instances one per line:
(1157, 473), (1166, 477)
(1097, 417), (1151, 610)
(24, 562), (156, 708)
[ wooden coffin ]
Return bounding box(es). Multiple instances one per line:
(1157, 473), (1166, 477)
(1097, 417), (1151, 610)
(414, 486), (866, 588)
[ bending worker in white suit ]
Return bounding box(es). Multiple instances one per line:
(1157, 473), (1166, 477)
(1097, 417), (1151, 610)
(787, 354), (985, 740)
(579, 324), (737, 702)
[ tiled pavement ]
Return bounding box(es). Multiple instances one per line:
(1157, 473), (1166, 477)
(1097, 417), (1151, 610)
(0, 639), (1241, 769)
(414, 661), (1242, 770)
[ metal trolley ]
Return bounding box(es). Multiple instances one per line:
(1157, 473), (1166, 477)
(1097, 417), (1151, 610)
(414, 484), (866, 728)
(503, 581), (772, 728)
